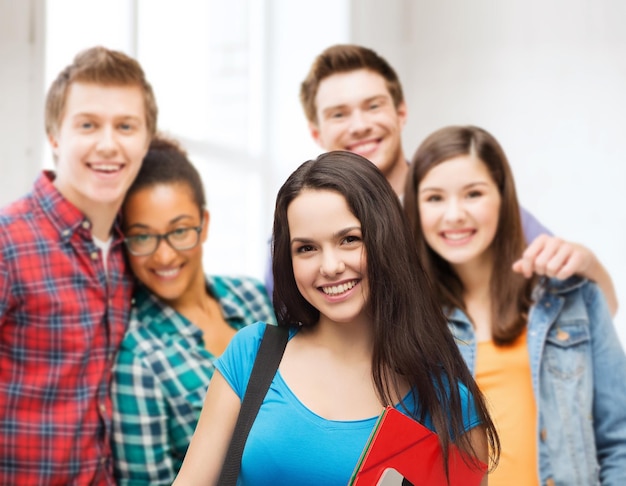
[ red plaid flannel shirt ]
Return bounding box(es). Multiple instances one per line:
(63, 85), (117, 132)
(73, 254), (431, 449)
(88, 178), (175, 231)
(0, 172), (132, 485)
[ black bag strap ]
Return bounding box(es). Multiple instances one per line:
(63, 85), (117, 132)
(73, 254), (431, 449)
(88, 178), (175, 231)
(217, 324), (289, 485)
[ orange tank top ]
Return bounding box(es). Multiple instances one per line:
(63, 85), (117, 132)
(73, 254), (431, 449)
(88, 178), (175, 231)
(475, 328), (539, 486)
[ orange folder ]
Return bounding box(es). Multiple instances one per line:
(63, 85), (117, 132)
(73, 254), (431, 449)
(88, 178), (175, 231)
(348, 406), (486, 486)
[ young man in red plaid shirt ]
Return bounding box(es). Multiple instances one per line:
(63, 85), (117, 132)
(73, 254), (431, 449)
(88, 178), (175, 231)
(0, 46), (157, 485)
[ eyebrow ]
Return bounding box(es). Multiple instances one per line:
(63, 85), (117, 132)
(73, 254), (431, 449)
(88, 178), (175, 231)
(290, 225), (362, 245)
(419, 181), (490, 194)
(72, 112), (143, 121)
(125, 215), (196, 231)
(321, 95), (389, 116)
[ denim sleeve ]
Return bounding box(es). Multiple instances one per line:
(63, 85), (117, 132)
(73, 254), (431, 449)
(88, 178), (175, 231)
(585, 282), (626, 484)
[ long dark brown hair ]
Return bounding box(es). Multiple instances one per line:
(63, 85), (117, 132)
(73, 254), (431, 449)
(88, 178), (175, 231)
(273, 150), (499, 476)
(404, 125), (535, 345)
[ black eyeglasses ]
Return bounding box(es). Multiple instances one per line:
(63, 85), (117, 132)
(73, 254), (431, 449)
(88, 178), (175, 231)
(124, 223), (203, 256)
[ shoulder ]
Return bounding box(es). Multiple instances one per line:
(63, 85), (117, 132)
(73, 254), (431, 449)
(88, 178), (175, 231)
(210, 274), (270, 300)
(119, 290), (175, 354)
(209, 274), (275, 324)
(215, 322), (270, 397)
(540, 275), (588, 293)
(532, 276), (613, 331)
(223, 321), (268, 356)
(533, 275), (599, 307)
(0, 193), (41, 243)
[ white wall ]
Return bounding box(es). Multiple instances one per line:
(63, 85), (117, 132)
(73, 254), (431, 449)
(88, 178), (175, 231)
(264, 0), (351, 215)
(353, 0), (626, 342)
(0, 0), (45, 205)
(1, 0), (624, 343)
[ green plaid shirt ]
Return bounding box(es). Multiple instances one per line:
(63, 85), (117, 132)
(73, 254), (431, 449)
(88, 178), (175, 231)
(111, 275), (275, 485)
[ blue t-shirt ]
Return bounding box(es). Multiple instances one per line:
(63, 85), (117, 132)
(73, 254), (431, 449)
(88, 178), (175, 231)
(216, 322), (481, 486)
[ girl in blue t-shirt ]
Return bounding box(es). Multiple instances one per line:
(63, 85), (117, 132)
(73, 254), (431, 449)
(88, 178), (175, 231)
(174, 151), (499, 486)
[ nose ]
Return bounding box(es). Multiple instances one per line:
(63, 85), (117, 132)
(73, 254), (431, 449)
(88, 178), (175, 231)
(320, 250), (346, 277)
(152, 237), (178, 264)
(95, 125), (119, 157)
(443, 198), (465, 223)
(348, 110), (371, 137)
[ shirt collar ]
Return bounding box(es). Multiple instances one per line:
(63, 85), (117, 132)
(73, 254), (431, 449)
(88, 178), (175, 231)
(33, 170), (125, 244)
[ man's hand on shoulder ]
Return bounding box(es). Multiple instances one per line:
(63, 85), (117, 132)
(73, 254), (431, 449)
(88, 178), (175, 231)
(513, 234), (618, 316)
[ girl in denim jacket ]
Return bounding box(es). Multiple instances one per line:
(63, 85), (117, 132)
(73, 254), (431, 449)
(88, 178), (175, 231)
(404, 125), (626, 486)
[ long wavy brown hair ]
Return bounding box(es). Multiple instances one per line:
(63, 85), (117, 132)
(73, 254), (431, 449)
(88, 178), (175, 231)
(404, 125), (535, 345)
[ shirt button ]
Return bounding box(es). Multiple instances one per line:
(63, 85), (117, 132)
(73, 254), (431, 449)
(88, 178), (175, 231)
(540, 428), (547, 442)
(99, 403), (106, 413)
(62, 229), (70, 237)
(556, 329), (570, 341)
(91, 252), (99, 260)
(544, 301), (551, 308)
(82, 220), (91, 229)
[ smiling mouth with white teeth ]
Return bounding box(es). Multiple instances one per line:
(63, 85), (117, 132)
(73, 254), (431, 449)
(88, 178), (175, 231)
(442, 231), (474, 241)
(89, 163), (123, 173)
(348, 140), (380, 155)
(155, 268), (180, 277)
(321, 280), (358, 296)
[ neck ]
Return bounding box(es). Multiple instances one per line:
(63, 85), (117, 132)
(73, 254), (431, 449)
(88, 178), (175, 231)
(453, 254), (495, 340)
(385, 155), (409, 197)
(308, 314), (374, 360)
(165, 271), (209, 316)
(83, 204), (118, 241)
(453, 253), (494, 299)
(52, 177), (122, 241)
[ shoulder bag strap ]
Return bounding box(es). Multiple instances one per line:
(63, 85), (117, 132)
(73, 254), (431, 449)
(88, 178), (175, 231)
(217, 324), (289, 485)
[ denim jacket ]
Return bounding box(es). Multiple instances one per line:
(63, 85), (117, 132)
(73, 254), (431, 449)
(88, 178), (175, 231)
(448, 276), (626, 486)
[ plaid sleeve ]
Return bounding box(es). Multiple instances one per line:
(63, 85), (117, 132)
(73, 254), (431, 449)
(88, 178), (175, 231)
(0, 243), (13, 321)
(214, 275), (276, 326)
(112, 346), (177, 485)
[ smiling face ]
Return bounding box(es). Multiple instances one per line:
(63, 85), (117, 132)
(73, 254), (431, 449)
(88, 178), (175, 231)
(287, 189), (369, 326)
(123, 182), (208, 307)
(49, 82), (150, 216)
(418, 155), (502, 271)
(310, 69), (407, 189)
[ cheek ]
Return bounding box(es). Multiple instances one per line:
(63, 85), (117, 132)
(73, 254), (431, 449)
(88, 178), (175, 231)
(290, 258), (307, 286)
(418, 207), (437, 233)
(478, 201), (501, 231)
(320, 125), (344, 147)
(127, 255), (147, 280)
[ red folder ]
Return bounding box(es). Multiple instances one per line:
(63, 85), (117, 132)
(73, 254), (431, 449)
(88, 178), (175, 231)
(348, 406), (486, 485)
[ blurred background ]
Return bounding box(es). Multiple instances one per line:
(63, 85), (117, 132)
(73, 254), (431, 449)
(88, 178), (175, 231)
(1, 0), (625, 342)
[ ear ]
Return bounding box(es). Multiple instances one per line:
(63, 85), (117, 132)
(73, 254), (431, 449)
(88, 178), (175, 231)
(396, 101), (408, 129)
(200, 209), (210, 243)
(48, 132), (60, 157)
(308, 122), (323, 147)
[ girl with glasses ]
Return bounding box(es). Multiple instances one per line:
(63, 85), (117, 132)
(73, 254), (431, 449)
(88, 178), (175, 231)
(111, 135), (275, 485)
